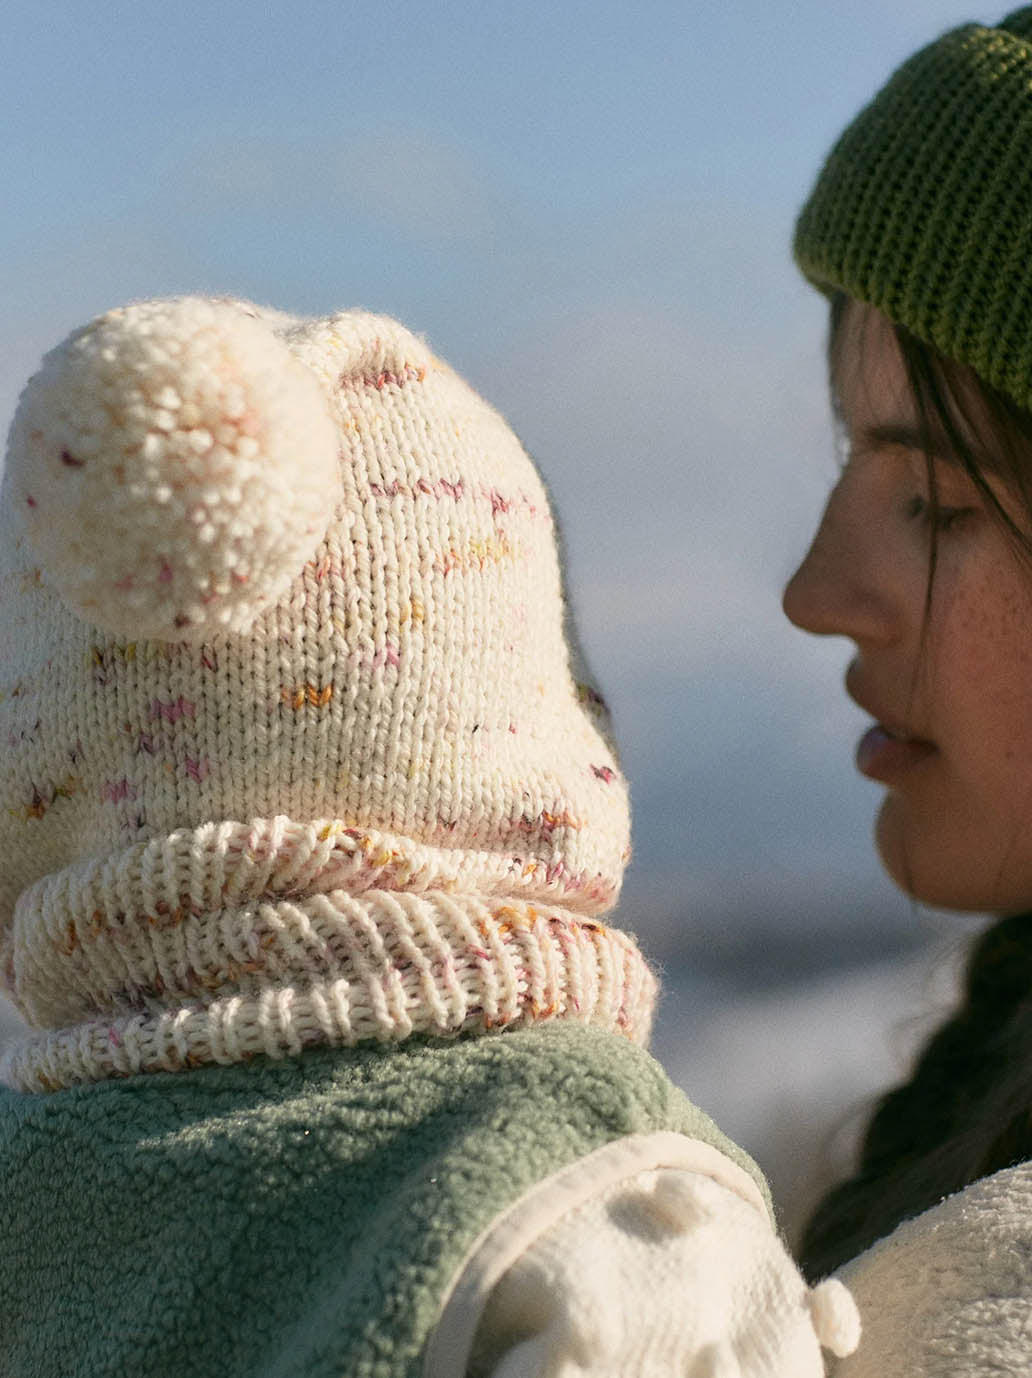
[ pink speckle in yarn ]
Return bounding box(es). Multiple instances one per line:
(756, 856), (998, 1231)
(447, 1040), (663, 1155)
(150, 696), (196, 724)
(184, 755), (210, 783)
(101, 779), (137, 804)
(591, 765), (616, 783)
(158, 559), (174, 584)
(26, 495), (37, 509)
(371, 644), (400, 669)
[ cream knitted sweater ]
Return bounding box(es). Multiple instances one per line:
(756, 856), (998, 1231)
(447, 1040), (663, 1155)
(828, 1162), (1032, 1376)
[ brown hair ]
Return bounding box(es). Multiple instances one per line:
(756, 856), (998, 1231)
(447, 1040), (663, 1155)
(798, 296), (1032, 1280)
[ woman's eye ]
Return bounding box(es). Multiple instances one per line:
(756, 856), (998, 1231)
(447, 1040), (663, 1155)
(904, 494), (972, 531)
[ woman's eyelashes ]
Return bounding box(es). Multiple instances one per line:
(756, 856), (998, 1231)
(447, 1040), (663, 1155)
(841, 439), (983, 533)
(903, 492), (976, 531)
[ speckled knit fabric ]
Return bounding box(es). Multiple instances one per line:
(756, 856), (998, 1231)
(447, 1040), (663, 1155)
(794, 6), (1032, 412)
(0, 297), (639, 1092)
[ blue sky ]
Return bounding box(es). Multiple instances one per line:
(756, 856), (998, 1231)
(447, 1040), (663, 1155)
(1, 1), (995, 948)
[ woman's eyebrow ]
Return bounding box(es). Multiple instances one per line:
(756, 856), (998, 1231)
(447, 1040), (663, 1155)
(856, 421), (940, 454)
(855, 420), (987, 471)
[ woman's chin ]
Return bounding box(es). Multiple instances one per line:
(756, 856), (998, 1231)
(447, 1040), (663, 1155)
(874, 795), (1032, 914)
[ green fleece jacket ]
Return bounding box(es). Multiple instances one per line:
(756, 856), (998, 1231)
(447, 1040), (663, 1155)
(0, 1024), (767, 1378)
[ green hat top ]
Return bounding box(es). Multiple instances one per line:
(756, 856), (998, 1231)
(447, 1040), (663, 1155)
(795, 6), (1032, 411)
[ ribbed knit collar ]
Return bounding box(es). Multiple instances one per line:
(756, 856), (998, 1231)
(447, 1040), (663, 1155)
(0, 816), (655, 1093)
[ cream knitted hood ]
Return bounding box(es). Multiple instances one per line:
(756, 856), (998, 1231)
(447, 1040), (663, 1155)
(0, 297), (648, 1091)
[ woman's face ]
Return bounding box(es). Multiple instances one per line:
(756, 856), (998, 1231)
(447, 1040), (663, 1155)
(783, 302), (1032, 913)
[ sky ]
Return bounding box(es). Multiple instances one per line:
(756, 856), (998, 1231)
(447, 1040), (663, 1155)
(1, 0), (998, 959)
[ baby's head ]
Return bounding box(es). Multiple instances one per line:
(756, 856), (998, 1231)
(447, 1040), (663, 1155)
(0, 297), (644, 1090)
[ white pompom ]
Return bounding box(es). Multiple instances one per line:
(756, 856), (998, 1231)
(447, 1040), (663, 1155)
(6, 297), (341, 640)
(809, 1277), (861, 1357)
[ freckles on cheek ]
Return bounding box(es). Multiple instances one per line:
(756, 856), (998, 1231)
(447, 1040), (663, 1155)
(951, 572), (1032, 725)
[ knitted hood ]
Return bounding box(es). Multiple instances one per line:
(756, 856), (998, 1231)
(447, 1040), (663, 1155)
(0, 297), (648, 1092)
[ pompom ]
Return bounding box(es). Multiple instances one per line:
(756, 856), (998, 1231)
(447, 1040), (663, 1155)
(6, 296), (341, 640)
(809, 1277), (861, 1357)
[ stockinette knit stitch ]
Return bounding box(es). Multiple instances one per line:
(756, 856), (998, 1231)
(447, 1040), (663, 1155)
(794, 5), (1032, 411)
(0, 297), (643, 1093)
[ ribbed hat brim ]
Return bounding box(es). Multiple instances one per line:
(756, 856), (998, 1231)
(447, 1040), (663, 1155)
(794, 7), (1032, 410)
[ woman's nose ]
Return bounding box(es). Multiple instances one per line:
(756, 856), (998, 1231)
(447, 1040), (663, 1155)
(782, 489), (898, 645)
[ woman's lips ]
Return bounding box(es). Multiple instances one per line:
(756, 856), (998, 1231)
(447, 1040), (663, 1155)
(856, 725), (936, 782)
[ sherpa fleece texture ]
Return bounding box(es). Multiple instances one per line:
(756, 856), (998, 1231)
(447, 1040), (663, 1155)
(0, 1024), (767, 1378)
(831, 1159), (1032, 1376)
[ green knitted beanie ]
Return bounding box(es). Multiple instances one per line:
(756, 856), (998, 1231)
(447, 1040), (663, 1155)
(794, 6), (1032, 411)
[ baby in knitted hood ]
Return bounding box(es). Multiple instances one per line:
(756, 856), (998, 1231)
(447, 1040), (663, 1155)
(0, 296), (642, 1092)
(0, 297), (859, 1378)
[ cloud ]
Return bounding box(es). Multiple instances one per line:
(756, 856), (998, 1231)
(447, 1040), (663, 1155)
(184, 128), (503, 245)
(476, 290), (834, 661)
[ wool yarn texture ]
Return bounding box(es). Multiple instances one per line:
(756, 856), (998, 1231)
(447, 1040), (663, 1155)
(794, 5), (1032, 412)
(0, 297), (644, 1093)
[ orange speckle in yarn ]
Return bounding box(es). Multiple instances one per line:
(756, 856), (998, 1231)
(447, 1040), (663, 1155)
(307, 556), (334, 582)
(282, 683), (334, 709)
(15, 772), (81, 822)
(434, 534), (515, 576)
(517, 808), (583, 835)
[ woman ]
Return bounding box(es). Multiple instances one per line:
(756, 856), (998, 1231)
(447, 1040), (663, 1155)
(785, 5), (1032, 1371)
